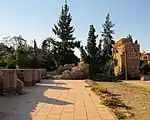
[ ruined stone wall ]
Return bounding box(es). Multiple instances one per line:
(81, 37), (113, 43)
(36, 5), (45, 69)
(113, 44), (125, 76)
(113, 38), (140, 78)
(0, 69), (46, 94)
(125, 42), (140, 77)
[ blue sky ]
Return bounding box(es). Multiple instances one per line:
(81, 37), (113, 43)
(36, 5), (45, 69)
(0, 0), (149, 57)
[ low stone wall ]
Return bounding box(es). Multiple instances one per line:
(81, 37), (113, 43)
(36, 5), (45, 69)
(0, 69), (17, 93)
(35, 69), (41, 83)
(17, 69), (46, 86)
(23, 69), (33, 86)
(40, 68), (47, 79)
(140, 75), (150, 81)
(0, 68), (46, 94)
(32, 69), (36, 86)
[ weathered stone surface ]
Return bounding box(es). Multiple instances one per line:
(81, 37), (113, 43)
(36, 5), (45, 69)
(35, 69), (41, 83)
(53, 64), (75, 75)
(140, 75), (150, 81)
(2, 70), (9, 90)
(40, 68), (47, 78)
(16, 79), (24, 93)
(8, 69), (17, 90)
(16, 69), (24, 82)
(32, 69), (36, 86)
(59, 61), (89, 79)
(0, 69), (17, 93)
(113, 38), (140, 78)
(17, 69), (38, 86)
(0, 70), (3, 92)
(23, 69), (33, 86)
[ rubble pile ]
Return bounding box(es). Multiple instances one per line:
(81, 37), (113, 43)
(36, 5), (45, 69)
(59, 60), (89, 79)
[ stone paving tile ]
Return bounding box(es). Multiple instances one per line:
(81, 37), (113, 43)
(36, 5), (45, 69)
(47, 114), (61, 119)
(32, 115), (47, 120)
(0, 79), (116, 120)
(46, 119), (59, 120)
(60, 115), (73, 120)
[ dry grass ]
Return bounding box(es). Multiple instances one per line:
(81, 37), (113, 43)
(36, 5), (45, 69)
(86, 80), (150, 120)
(85, 80), (134, 120)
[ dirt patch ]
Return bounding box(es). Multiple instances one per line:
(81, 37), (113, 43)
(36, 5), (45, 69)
(96, 81), (150, 120)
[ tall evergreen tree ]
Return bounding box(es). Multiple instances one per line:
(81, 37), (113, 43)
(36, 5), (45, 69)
(33, 39), (37, 49)
(101, 13), (115, 63)
(80, 46), (88, 63)
(97, 39), (103, 62)
(51, 1), (80, 65)
(85, 25), (98, 62)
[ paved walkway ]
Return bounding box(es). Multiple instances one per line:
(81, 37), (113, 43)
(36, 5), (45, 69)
(0, 80), (116, 120)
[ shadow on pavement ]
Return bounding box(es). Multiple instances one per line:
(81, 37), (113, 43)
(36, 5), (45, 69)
(0, 80), (72, 120)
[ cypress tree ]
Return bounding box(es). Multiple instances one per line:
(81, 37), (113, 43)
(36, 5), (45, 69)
(80, 46), (88, 63)
(101, 13), (115, 63)
(51, 1), (80, 65)
(97, 39), (103, 62)
(86, 25), (98, 62)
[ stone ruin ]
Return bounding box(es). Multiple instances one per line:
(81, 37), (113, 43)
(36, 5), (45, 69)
(0, 68), (47, 95)
(53, 59), (89, 79)
(113, 37), (140, 79)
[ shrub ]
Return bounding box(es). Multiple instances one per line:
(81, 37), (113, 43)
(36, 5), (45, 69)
(0, 57), (7, 67)
(141, 60), (150, 74)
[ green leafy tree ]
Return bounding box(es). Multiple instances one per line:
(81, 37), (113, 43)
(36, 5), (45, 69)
(85, 25), (98, 63)
(5, 53), (16, 69)
(0, 57), (7, 67)
(51, 1), (80, 65)
(141, 60), (150, 74)
(105, 59), (114, 75)
(15, 35), (29, 68)
(101, 13), (115, 63)
(0, 43), (15, 56)
(41, 38), (57, 70)
(42, 37), (52, 52)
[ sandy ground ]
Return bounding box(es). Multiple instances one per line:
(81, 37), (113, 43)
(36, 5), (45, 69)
(96, 81), (150, 120)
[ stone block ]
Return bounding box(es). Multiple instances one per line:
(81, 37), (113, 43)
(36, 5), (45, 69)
(32, 69), (36, 86)
(23, 69), (33, 86)
(35, 69), (41, 83)
(140, 76), (144, 81)
(41, 68), (47, 79)
(9, 69), (17, 89)
(2, 69), (9, 89)
(2, 69), (17, 92)
(16, 69), (24, 82)
(16, 79), (24, 93)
